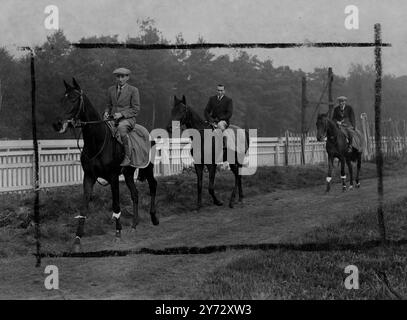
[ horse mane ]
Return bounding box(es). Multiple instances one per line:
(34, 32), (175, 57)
(184, 102), (208, 129)
(81, 94), (101, 121)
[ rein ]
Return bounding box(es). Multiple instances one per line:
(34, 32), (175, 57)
(67, 90), (110, 162)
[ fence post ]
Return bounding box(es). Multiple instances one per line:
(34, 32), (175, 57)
(374, 23), (386, 243)
(301, 76), (307, 165)
(360, 113), (370, 160)
(285, 130), (289, 166)
(328, 67), (334, 118)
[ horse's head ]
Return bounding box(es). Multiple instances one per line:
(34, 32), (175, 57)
(167, 95), (188, 133)
(316, 113), (329, 142)
(52, 78), (84, 134)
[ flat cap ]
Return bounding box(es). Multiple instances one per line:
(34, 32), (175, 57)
(337, 96), (347, 101)
(113, 67), (131, 75)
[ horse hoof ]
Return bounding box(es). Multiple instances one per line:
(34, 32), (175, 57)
(356, 183), (360, 188)
(71, 237), (82, 253)
(342, 187), (347, 192)
(151, 214), (159, 226)
(229, 202), (234, 208)
(115, 230), (122, 238)
(214, 200), (223, 206)
(349, 185), (354, 190)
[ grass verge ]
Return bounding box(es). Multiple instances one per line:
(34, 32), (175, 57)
(195, 198), (407, 299)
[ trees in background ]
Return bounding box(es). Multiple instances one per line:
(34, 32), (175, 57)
(0, 20), (405, 139)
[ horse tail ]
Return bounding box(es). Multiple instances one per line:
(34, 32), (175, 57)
(137, 162), (154, 182)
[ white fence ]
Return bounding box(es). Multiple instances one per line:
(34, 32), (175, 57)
(0, 137), (327, 193)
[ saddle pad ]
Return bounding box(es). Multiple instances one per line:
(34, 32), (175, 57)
(340, 126), (365, 152)
(107, 121), (151, 168)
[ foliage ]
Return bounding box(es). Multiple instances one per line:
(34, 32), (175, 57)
(0, 20), (405, 139)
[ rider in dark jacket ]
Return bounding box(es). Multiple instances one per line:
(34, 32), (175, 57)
(204, 84), (233, 131)
(332, 96), (355, 152)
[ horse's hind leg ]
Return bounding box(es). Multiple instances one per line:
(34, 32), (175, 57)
(237, 165), (243, 202)
(73, 173), (95, 252)
(340, 157), (347, 191)
(123, 167), (140, 229)
(355, 153), (361, 188)
(145, 165), (159, 226)
(326, 155), (334, 193)
(229, 164), (239, 208)
(207, 164), (223, 206)
(195, 164), (204, 210)
(346, 158), (354, 190)
(110, 174), (122, 239)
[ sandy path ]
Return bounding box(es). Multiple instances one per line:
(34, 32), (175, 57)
(1, 174), (406, 299)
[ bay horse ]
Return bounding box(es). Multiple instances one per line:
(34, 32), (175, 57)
(168, 95), (249, 209)
(53, 78), (158, 252)
(316, 113), (362, 192)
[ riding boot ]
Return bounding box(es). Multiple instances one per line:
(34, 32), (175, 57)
(120, 135), (131, 167)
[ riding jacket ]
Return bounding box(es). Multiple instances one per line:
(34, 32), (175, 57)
(332, 104), (356, 128)
(105, 84), (140, 120)
(204, 95), (233, 125)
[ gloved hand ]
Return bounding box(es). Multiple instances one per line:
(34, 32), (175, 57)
(113, 112), (123, 120)
(103, 111), (110, 120)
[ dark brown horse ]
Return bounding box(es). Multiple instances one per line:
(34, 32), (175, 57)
(53, 78), (158, 252)
(316, 113), (362, 192)
(168, 95), (249, 209)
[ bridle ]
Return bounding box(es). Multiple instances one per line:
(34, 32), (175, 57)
(319, 115), (336, 143)
(63, 89), (109, 162)
(178, 102), (215, 130)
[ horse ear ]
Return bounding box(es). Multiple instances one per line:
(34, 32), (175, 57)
(72, 77), (80, 89)
(63, 80), (71, 90)
(182, 95), (186, 104)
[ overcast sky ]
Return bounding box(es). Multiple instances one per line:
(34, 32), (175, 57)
(1, 0), (406, 76)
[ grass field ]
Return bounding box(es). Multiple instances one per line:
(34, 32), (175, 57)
(0, 159), (405, 258)
(195, 198), (407, 299)
(1, 158), (407, 299)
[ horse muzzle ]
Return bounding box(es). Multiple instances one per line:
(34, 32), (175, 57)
(53, 120), (69, 134)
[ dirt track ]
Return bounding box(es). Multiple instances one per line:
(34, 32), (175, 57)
(1, 174), (407, 299)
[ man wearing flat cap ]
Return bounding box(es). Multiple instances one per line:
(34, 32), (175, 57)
(332, 96), (356, 152)
(104, 67), (140, 166)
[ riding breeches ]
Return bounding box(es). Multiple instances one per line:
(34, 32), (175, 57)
(117, 118), (136, 141)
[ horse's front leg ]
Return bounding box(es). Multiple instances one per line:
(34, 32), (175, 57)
(229, 164), (239, 208)
(110, 175), (122, 239)
(145, 166), (159, 226)
(326, 155), (334, 193)
(355, 152), (361, 188)
(195, 164), (204, 211)
(346, 157), (354, 190)
(340, 156), (347, 192)
(73, 173), (95, 252)
(123, 167), (140, 229)
(207, 164), (223, 206)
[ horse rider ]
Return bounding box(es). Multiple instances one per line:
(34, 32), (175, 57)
(332, 96), (356, 152)
(204, 84), (233, 131)
(104, 67), (140, 166)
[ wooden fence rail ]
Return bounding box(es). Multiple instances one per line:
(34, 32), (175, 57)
(0, 131), (404, 193)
